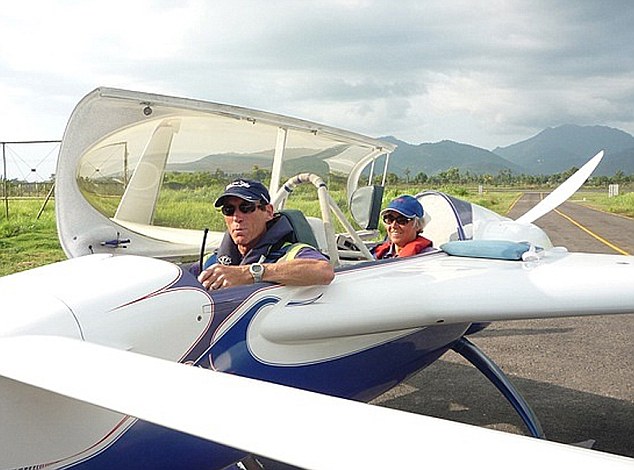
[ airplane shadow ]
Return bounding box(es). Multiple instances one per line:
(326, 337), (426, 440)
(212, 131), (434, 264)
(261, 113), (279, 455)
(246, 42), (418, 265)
(377, 359), (634, 458)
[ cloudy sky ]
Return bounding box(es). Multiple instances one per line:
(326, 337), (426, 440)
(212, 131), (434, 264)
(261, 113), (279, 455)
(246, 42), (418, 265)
(1, 0), (633, 179)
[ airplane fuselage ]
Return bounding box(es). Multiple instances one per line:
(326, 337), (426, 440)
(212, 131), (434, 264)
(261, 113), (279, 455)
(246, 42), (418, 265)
(0, 253), (468, 469)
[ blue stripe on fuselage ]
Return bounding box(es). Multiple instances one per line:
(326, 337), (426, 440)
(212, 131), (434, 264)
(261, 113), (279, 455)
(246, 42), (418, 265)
(59, 267), (469, 469)
(198, 292), (468, 402)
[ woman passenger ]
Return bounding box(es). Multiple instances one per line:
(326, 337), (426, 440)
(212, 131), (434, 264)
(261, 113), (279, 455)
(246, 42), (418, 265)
(373, 195), (432, 259)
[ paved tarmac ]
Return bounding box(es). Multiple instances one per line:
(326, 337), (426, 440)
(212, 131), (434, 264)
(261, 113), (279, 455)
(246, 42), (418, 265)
(374, 193), (634, 459)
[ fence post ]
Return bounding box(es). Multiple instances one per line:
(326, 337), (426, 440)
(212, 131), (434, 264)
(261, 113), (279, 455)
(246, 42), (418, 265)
(2, 142), (8, 218)
(37, 183), (56, 220)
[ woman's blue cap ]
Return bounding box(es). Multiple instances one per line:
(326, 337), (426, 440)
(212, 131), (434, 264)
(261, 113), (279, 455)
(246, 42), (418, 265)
(381, 195), (424, 218)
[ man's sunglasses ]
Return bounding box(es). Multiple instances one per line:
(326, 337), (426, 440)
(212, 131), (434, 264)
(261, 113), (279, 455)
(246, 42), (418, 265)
(221, 202), (265, 216)
(382, 213), (413, 225)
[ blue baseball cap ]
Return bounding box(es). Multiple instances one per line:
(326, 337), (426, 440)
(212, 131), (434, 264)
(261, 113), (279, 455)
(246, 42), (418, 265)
(381, 195), (424, 218)
(214, 179), (271, 207)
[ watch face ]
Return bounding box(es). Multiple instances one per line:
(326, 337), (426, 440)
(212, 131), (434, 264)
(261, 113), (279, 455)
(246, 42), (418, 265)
(250, 263), (264, 282)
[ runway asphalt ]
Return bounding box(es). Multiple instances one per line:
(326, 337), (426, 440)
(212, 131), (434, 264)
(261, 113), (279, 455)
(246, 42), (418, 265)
(374, 193), (634, 459)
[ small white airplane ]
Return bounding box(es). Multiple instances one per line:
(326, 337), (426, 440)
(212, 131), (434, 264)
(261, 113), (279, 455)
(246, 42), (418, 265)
(1, 88), (633, 470)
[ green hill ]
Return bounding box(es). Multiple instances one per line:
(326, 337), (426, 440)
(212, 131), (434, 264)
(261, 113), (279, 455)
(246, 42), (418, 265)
(377, 137), (525, 177)
(492, 125), (634, 175)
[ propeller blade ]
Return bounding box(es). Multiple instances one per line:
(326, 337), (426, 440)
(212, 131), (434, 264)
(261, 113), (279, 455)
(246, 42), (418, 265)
(515, 150), (604, 224)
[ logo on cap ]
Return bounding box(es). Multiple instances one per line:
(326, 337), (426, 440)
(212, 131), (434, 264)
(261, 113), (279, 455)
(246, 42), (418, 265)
(226, 180), (252, 190)
(214, 178), (271, 207)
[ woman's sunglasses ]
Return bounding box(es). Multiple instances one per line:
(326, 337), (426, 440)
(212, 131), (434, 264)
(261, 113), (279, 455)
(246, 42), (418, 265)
(221, 201), (264, 216)
(382, 213), (413, 225)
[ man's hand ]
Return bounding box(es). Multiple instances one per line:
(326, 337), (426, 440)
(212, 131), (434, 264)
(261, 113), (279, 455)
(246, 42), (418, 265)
(198, 264), (251, 290)
(198, 259), (334, 291)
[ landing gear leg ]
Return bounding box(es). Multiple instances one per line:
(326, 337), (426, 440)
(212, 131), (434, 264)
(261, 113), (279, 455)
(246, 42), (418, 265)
(451, 336), (546, 439)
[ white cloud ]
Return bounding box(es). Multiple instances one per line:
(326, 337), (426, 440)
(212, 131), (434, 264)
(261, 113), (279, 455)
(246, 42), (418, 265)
(1, 0), (633, 178)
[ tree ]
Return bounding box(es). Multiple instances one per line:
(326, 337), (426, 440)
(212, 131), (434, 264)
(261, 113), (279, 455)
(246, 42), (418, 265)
(614, 170), (625, 184)
(438, 167), (461, 184)
(496, 168), (513, 185)
(414, 171), (428, 184)
(251, 165), (268, 182)
(385, 172), (399, 185)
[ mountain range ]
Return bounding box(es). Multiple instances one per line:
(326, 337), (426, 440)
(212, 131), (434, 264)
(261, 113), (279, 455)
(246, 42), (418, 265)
(383, 124), (634, 177)
(167, 124), (634, 177)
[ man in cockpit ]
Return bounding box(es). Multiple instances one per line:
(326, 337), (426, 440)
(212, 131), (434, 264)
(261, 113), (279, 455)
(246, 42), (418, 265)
(197, 179), (334, 290)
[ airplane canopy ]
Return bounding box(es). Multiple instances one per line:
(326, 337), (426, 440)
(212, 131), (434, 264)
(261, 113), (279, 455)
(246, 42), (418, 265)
(55, 88), (395, 261)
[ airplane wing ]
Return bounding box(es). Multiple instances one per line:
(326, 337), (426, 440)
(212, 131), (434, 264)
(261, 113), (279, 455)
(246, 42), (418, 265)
(258, 249), (634, 343)
(0, 335), (631, 470)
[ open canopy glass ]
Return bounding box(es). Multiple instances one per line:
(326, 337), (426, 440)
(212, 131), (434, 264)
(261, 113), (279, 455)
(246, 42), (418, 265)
(56, 88), (395, 261)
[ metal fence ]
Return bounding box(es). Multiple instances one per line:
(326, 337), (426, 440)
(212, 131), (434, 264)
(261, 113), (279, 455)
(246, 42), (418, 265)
(1, 140), (61, 218)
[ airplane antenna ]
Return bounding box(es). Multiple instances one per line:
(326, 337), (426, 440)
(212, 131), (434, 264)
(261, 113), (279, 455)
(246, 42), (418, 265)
(199, 228), (209, 273)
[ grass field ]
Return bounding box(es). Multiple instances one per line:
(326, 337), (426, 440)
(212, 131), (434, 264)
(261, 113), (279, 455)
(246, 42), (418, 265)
(0, 199), (65, 276)
(574, 191), (634, 218)
(1, 186), (631, 276)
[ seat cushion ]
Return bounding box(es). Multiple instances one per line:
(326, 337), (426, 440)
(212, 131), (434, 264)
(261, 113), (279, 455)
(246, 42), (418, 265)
(441, 240), (533, 261)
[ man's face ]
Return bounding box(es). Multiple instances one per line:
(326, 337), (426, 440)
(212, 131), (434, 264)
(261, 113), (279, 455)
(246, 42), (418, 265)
(222, 196), (274, 253)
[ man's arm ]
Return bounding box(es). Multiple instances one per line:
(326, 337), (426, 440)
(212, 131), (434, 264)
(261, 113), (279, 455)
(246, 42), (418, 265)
(198, 259), (334, 290)
(261, 259), (334, 285)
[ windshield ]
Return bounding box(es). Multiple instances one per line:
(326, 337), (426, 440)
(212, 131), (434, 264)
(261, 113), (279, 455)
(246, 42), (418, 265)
(57, 87), (395, 260)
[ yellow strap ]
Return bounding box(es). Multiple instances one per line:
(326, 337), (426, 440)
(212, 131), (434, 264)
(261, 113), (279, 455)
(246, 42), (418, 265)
(278, 243), (314, 262)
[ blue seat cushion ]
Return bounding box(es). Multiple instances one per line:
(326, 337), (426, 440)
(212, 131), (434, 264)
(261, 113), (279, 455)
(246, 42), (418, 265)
(440, 240), (533, 261)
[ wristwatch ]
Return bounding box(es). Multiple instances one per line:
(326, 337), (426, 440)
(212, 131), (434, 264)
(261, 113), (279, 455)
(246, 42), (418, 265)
(249, 263), (265, 283)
